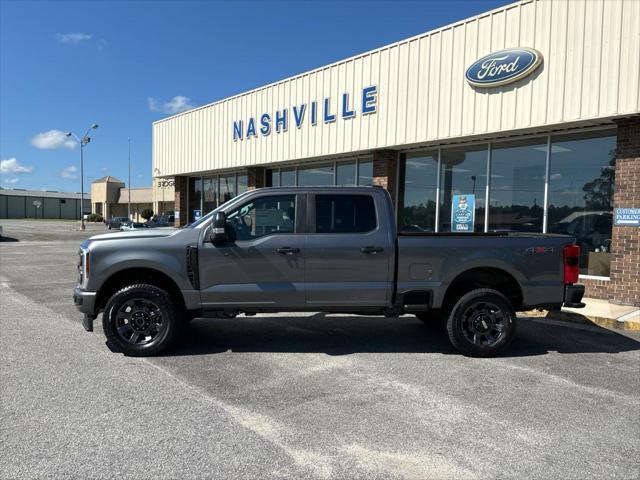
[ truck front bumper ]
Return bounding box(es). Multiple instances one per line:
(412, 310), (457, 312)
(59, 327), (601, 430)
(74, 286), (97, 315)
(564, 284), (585, 308)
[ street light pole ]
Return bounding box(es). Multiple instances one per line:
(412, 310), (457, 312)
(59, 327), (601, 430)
(128, 138), (131, 219)
(66, 124), (99, 231)
(80, 140), (85, 228)
(153, 167), (163, 214)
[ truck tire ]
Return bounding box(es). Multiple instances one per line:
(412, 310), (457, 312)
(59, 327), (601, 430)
(445, 288), (516, 357)
(102, 284), (180, 356)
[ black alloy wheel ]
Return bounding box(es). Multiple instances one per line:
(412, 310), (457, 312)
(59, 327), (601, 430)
(460, 300), (507, 347)
(446, 288), (516, 357)
(103, 284), (179, 356)
(114, 297), (165, 346)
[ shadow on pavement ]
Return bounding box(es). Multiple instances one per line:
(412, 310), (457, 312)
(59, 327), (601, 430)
(0, 236), (19, 242)
(165, 314), (640, 358)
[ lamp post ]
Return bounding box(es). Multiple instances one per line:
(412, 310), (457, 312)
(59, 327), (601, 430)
(153, 167), (164, 214)
(128, 138), (131, 219)
(66, 124), (99, 230)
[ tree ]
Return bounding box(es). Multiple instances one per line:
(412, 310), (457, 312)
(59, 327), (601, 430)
(141, 208), (154, 221)
(582, 155), (616, 211)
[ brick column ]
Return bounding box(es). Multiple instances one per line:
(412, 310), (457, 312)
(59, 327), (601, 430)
(372, 149), (399, 208)
(174, 176), (188, 227)
(609, 116), (640, 306)
(247, 167), (265, 190)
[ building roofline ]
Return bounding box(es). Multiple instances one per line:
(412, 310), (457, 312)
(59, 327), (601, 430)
(92, 175), (125, 184)
(0, 189), (91, 199)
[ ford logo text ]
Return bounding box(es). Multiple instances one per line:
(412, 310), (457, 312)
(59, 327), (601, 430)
(465, 48), (542, 88)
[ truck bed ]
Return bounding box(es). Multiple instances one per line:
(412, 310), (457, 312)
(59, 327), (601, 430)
(396, 233), (574, 310)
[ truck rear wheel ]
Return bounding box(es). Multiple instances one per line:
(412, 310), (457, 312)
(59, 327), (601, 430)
(445, 288), (516, 357)
(102, 284), (179, 356)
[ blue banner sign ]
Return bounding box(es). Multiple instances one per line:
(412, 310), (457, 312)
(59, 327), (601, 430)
(465, 48), (542, 88)
(233, 86), (377, 141)
(614, 208), (640, 227)
(451, 194), (475, 232)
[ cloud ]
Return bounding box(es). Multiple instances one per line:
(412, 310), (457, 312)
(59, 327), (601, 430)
(148, 95), (194, 114)
(31, 130), (76, 150)
(3, 177), (19, 185)
(61, 165), (78, 179)
(147, 97), (160, 111)
(56, 33), (93, 44)
(1, 157), (33, 174)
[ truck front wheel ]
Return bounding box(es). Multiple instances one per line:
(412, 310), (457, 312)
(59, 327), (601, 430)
(446, 288), (516, 357)
(102, 284), (180, 356)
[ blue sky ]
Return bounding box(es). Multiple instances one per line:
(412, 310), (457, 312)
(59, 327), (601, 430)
(0, 0), (509, 193)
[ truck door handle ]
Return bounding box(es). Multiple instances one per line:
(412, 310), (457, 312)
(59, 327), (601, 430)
(361, 246), (384, 254)
(276, 247), (300, 255)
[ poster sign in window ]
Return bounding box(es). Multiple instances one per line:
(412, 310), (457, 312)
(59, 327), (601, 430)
(193, 210), (202, 221)
(614, 208), (640, 227)
(451, 194), (475, 232)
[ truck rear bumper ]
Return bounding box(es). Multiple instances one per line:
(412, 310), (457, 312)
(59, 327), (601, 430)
(564, 284), (585, 308)
(74, 286), (97, 315)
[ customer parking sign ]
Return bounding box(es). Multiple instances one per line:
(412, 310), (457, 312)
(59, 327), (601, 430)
(451, 194), (475, 232)
(614, 208), (640, 227)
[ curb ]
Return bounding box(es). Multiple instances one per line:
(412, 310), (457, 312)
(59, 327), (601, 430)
(521, 309), (640, 332)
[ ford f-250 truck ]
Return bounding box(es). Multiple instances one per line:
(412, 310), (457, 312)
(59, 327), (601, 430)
(74, 187), (585, 357)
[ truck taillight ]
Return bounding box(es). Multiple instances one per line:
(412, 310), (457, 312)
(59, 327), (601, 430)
(563, 245), (580, 285)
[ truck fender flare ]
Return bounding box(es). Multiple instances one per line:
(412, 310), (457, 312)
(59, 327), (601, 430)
(434, 260), (524, 308)
(94, 255), (192, 298)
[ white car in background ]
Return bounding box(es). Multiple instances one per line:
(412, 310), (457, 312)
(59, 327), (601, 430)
(120, 221), (146, 231)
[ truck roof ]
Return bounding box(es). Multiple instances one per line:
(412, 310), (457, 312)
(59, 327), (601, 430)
(252, 186), (387, 194)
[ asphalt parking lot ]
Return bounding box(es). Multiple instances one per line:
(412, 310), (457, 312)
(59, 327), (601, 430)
(1, 219), (639, 479)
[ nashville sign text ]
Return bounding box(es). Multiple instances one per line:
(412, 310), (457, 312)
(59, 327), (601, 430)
(232, 86), (377, 141)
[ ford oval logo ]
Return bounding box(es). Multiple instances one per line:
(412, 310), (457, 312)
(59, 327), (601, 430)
(465, 48), (542, 88)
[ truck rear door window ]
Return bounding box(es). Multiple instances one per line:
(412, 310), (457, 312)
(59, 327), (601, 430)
(315, 195), (377, 233)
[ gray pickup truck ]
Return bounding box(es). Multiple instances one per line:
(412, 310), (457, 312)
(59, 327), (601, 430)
(74, 187), (584, 357)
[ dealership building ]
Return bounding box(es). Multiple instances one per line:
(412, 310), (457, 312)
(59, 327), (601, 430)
(90, 176), (175, 222)
(152, 0), (639, 306)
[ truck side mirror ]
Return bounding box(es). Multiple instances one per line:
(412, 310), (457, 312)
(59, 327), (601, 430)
(210, 211), (228, 244)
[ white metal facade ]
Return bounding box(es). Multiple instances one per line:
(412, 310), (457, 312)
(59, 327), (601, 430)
(152, 0), (640, 177)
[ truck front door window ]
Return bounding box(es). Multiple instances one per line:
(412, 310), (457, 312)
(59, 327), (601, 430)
(227, 195), (295, 240)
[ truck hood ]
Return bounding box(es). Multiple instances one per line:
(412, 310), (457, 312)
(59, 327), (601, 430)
(88, 228), (179, 242)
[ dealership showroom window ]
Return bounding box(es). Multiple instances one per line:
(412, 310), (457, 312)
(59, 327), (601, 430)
(400, 129), (615, 276)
